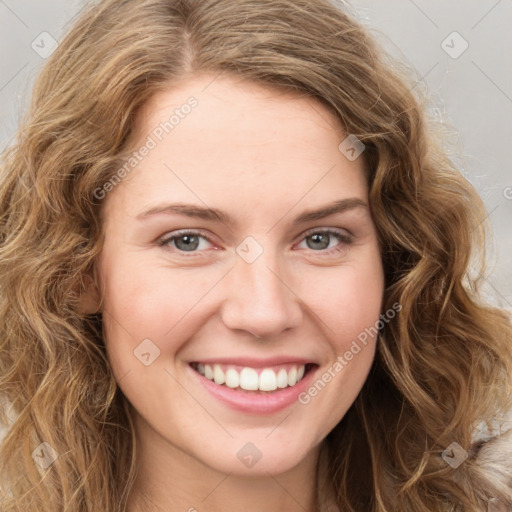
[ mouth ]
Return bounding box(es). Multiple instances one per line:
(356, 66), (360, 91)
(189, 361), (317, 393)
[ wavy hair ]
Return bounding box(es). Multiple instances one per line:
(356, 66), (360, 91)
(1, 0), (511, 510)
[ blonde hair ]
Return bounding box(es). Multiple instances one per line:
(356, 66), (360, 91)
(1, 0), (511, 510)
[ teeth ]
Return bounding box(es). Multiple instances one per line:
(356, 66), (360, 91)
(195, 363), (308, 391)
(276, 368), (288, 388)
(287, 366), (297, 386)
(259, 368), (277, 391)
(213, 364), (225, 385)
(240, 367), (259, 390)
(225, 368), (240, 388)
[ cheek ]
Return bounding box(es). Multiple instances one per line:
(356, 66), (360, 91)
(97, 253), (181, 370)
(299, 254), (384, 348)
(295, 255), (383, 432)
(100, 250), (215, 336)
(98, 254), (217, 416)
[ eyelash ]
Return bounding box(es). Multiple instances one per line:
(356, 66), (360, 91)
(157, 228), (353, 257)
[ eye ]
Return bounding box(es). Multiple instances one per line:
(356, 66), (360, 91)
(296, 229), (353, 255)
(157, 230), (215, 254)
(157, 228), (353, 257)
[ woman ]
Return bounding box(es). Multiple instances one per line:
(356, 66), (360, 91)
(1, 0), (511, 510)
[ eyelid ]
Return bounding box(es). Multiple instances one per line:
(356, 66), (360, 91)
(299, 225), (353, 240)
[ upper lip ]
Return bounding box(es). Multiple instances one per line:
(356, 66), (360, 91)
(189, 356), (317, 368)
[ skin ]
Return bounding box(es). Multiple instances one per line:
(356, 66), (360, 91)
(81, 72), (384, 512)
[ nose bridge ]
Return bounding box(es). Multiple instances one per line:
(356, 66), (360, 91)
(220, 238), (302, 337)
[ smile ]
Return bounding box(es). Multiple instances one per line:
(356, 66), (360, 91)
(190, 362), (314, 392)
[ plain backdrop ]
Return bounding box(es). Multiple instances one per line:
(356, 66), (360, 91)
(0, 1), (511, 301)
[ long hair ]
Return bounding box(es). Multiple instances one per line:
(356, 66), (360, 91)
(1, 0), (511, 510)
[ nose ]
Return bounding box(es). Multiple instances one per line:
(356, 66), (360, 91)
(220, 247), (303, 339)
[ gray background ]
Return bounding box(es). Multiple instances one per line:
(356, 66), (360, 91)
(0, 0), (511, 309)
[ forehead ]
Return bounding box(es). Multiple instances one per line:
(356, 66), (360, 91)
(134, 72), (345, 151)
(102, 73), (368, 222)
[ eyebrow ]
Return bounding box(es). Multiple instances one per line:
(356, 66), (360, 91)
(136, 198), (368, 226)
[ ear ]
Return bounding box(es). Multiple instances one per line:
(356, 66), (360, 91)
(77, 272), (102, 315)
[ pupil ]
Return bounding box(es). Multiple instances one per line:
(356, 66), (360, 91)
(308, 233), (329, 250)
(176, 235), (199, 251)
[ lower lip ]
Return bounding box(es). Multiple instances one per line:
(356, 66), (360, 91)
(188, 364), (318, 415)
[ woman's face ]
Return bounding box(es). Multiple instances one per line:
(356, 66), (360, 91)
(90, 73), (384, 476)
